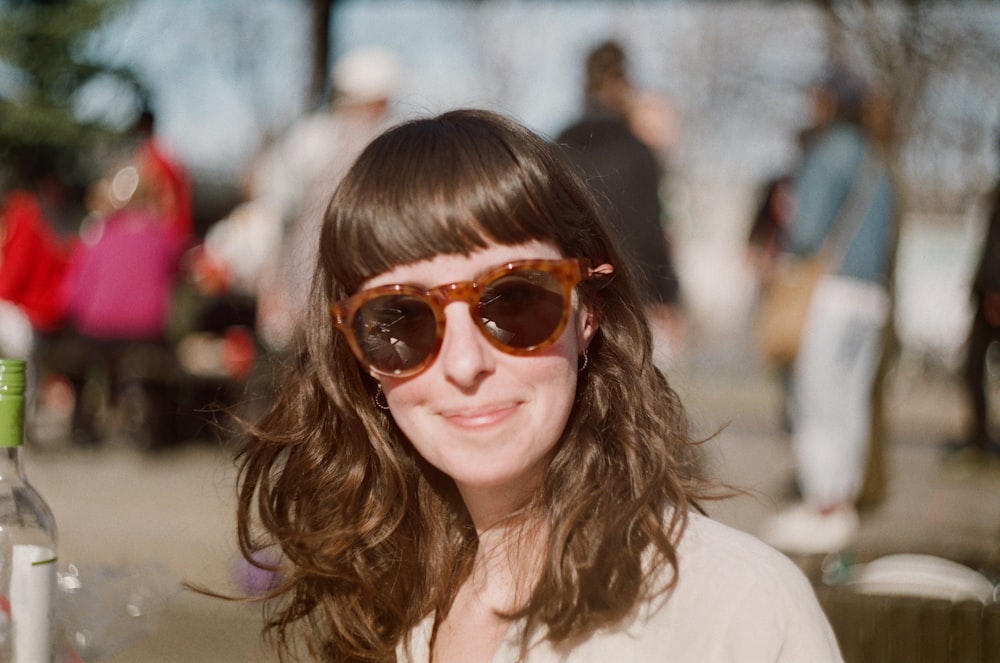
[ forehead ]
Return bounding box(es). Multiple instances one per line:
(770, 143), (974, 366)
(363, 240), (562, 290)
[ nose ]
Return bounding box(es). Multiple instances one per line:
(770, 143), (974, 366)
(435, 301), (495, 387)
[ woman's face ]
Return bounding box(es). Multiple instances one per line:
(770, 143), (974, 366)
(366, 240), (600, 518)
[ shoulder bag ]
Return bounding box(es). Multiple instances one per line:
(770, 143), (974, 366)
(758, 146), (882, 365)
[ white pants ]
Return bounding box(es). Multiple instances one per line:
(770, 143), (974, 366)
(791, 275), (890, 507)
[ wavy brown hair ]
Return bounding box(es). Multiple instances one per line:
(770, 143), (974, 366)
(236, 109), (708, 661)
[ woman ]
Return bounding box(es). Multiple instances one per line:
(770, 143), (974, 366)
(758, 69), (896, 555)
(235, 109), (841, 662)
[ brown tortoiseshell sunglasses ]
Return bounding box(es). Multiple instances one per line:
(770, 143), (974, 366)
(330, 258), (609, 378)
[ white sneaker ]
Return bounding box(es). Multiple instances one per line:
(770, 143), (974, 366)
(759, 504), (859, 555)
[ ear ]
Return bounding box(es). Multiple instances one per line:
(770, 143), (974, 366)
(575, 262), (613, 349)
(576, 306), (600, 350)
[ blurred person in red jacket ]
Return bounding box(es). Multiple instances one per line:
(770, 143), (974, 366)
(0, 187), (69, 358)
(130, 107), (192, 242)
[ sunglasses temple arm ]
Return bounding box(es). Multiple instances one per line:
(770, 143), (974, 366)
(586, 265), (615, 291)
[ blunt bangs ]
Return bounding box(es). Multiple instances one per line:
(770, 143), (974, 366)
(320, 110), (598, 294)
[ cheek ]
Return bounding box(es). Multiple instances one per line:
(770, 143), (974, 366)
(377, 383), (428, 457)
(379, 376), (420, 411)
(523, 355), (581, 456)
(525, 341), (581, 411)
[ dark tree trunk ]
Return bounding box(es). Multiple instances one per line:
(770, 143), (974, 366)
(308, 0), (335, 110)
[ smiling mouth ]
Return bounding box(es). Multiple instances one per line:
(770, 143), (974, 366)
(440, 402), (520, 428)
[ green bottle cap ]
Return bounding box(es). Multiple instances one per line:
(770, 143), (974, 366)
(0, 358), (26, 448)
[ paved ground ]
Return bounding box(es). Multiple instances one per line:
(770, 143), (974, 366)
(678, 353), (1000, 575)
(25, 342), (1000, 662)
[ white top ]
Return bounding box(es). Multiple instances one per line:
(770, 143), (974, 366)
(399, 513), (843, 662)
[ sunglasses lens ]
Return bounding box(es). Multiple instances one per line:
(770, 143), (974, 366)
(354, 294), (437, 374)
(478, 271), (566, 349)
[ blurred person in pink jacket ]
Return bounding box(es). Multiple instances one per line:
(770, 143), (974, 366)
(62, 160), (186, 447)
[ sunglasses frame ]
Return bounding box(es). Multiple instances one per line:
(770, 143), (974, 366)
(330, 257), (596, 377)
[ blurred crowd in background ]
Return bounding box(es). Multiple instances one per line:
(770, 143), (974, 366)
(0, 2), (998, 556)
(0, 47), (387, 451)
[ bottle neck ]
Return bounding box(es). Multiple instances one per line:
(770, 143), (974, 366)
(0, 445), (26, 482)
(0, 368), (26, 481)
(0, 385), (25, 449)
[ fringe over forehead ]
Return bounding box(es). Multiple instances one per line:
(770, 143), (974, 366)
(318, 109), (608, 296)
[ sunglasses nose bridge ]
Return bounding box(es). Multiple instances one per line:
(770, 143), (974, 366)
(430, 280), (481, 311)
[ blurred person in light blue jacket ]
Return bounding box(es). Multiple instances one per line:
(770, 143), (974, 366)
(760, 67), (897, 556)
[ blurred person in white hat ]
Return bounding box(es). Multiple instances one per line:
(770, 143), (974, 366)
(242, 46), (404, 352)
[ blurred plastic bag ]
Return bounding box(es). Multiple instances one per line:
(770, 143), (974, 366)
(56, 562), (180, 660)
(824, 553), (998, 604)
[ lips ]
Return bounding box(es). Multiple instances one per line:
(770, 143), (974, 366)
(438, 401), (520, 429)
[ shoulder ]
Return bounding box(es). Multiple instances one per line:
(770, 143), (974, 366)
(809, 124), (864, 170)
(557, 116), (630, 147)
(677, 512), (805, 576)
(282, 113), (342, 159)
(673, 512), (824, 606)
(650, 512), (843, 661)
(512, 513), (844, 663)
(2, 191), (42, 233)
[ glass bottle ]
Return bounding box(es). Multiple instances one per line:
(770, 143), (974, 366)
(0, 359), (58, 662)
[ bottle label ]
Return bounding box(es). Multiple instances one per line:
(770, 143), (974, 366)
(10, 544), (56, 663)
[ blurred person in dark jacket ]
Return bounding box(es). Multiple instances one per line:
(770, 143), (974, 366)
(957, 132), (1000, 455)
(557, 40), (682, 365)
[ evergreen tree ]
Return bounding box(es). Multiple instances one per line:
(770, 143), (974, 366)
(0, 0), (140, 190)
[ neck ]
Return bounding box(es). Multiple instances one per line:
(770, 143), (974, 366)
(466, 512), (546, 614)
(454, 473), (548, 611)
(459, 482), (534, 534)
